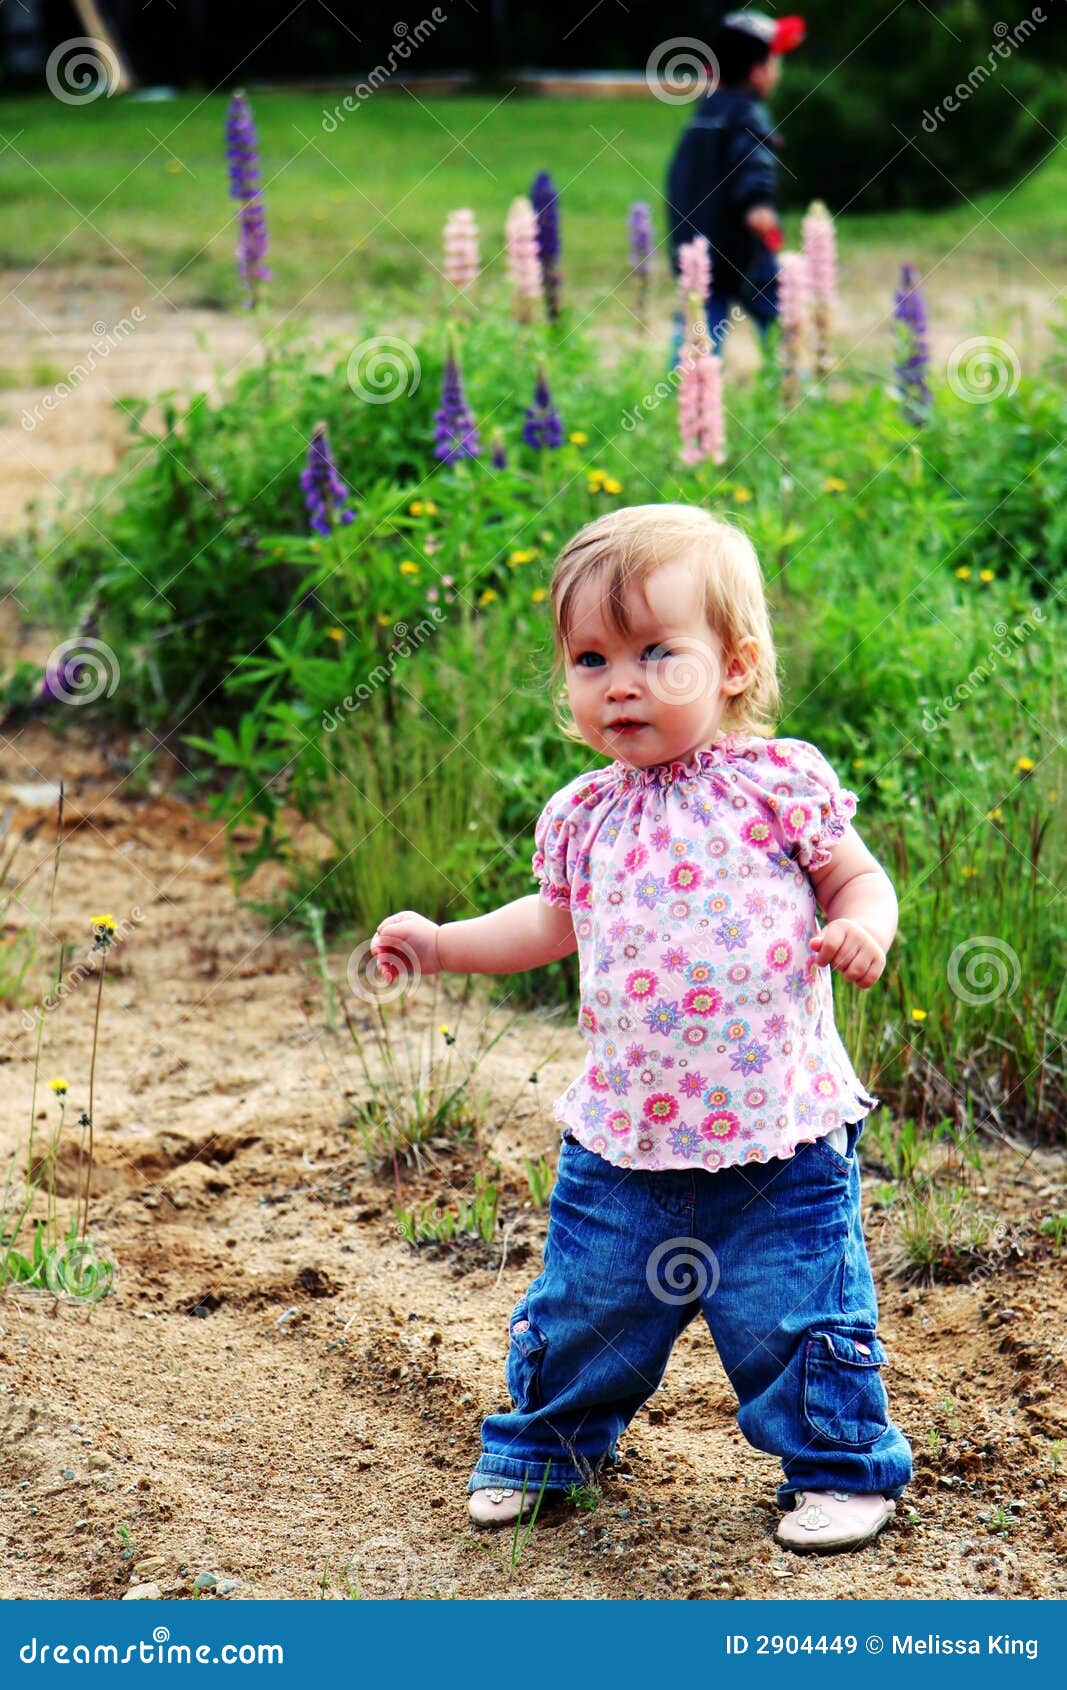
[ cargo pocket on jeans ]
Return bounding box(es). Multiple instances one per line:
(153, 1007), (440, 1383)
(505, 1303), (548, 1414)
(802, 1329), (890, 1447)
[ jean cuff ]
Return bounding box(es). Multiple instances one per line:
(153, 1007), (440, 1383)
(469, 1449), (620, 1495)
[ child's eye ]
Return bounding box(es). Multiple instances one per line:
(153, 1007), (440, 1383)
(574, 645), (672, 668)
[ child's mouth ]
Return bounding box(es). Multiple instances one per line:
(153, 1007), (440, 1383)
(608, 721), (647, 734)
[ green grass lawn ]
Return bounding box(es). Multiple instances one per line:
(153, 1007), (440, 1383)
(3, 89), (1067, 319)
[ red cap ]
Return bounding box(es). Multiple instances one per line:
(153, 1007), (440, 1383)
(721, 11), (807, 55)
(773, 15), (807, 53)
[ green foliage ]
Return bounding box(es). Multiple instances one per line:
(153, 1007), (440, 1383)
(395, 1171), (500, 1247)
(8, 305), (1066, 1145)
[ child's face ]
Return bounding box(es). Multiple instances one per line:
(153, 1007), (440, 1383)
(748, 54), (781, 97)
(563, 555), (756, 770)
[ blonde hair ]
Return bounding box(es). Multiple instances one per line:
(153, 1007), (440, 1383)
(546, 503), (781, 747)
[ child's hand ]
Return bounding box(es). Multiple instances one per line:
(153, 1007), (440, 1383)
(370, 910), (442, 985)
(808, 920), (886, 988)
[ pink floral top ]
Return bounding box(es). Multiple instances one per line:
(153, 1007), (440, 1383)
(531, 731), (881, 1173)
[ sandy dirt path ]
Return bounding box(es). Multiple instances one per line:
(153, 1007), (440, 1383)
(0, 712), (1065, 1601)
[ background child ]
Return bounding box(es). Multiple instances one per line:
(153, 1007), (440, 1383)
(666, 10), (806, 347)
(371, 503), (912, 1556)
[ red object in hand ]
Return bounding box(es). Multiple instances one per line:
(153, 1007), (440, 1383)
(763, 220), (784, 253)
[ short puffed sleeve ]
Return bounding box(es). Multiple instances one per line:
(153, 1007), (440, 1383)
(530, 772), (605, 909)
(764, 739), (859, 872)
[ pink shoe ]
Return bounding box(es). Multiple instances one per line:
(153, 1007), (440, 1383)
(467, 1486), (540, 1528)
(776, 1490), (896, 1554)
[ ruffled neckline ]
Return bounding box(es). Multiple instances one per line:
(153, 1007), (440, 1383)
(609, 732), (749, 790)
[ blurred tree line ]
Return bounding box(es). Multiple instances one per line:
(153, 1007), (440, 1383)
(5, 0), (1067, 210)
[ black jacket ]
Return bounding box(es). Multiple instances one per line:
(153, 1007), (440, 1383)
(665, 87), (780, 289)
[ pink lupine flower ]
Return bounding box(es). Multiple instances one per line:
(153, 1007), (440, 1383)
(802, 200), (837, 377)
(677, 295), (725, 467)
(443, 207), (479, 293)
(677, 234), (711, 304)
(505, 196), (542, 323)
(777, 251), (809, 406)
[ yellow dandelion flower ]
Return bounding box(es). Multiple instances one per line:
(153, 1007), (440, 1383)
(399, 560), (421, 576)
(1014, 756), (1035, 773)
(979, 568), (995, 582)
(569, 431), (588, 446)
(821, 476), (847, 494)
(986, 807), (1003, 822)
(91, 914), (116, 933)
(48, 1078), (68, 1095)
(479, 588), (498, 606)
(408, 500), (424, 516)
(733, 487), (753, 504)
(376, 613), (391, 625)
(910, 1008), (927, 1022)
(587, 469), (608, 488)
(603, 477), (622, 495)
(961, 865), (979, 879)
(509, 549), (534, 565)
(531, 587), (548, 604)
(955, 566), (971, 580)
(852, 758), (864, 770)
(424, 501), (438, 516)
(326, 627), (344, 641)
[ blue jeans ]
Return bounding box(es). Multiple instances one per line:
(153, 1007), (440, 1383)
(670, 248), (780, 363)
(469, 1121), (913, 1509)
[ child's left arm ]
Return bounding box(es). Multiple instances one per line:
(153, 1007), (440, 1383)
(806, 824), (897, 989)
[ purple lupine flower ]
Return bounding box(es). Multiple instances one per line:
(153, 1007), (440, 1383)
(300, 422), (355, 535)
(433, 332), (481, 462)
(629, 201), (653, 318)
(530, 170), (562, 321)
(225, 90), (271, 309)
(629, 201), (653, 270)
(489, 428), (508, 469)
(522, 360), (564, 450)
(893, 262), (932, 425)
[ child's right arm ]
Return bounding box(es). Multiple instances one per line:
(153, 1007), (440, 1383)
(372, 894), (577, 983)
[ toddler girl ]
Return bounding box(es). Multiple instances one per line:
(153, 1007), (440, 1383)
(371, 503), (912, 1556)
